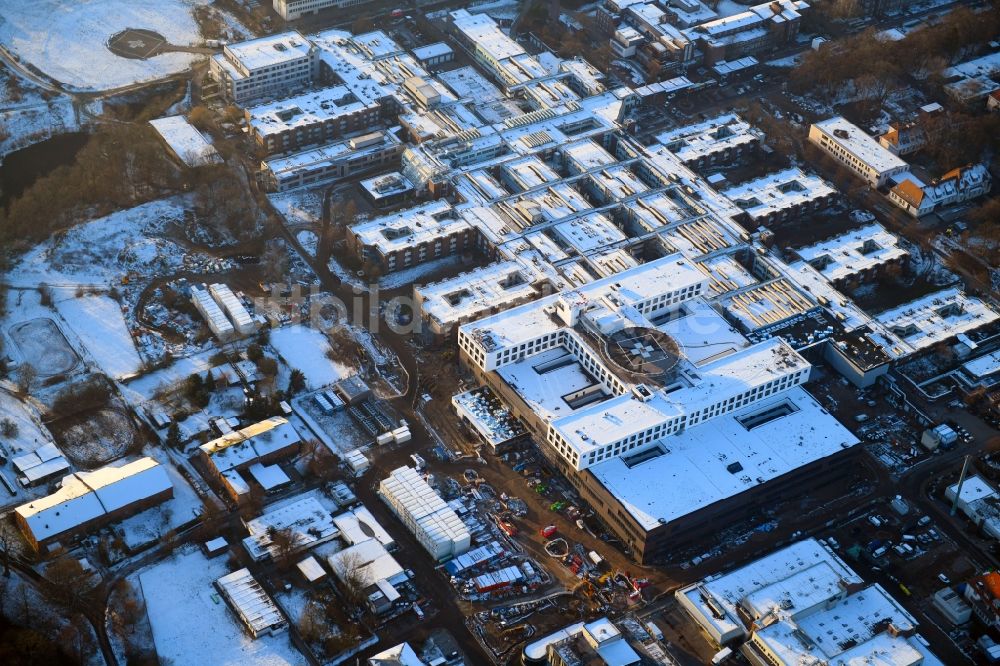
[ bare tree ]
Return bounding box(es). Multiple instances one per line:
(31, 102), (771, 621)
(266, 526), (298, 569)
(15, 363), (36, 394)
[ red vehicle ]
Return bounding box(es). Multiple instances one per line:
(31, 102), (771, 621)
(540, 525), (557, 538)
(499, 520), (518, 537)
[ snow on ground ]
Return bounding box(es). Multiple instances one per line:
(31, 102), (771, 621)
(55, 293), (143, 379)
(767, 54), (802, 68)
(378, 254), (463, 290)
(0, 0), (214, 91)
(119, 347), (218, 404)
(139, 546), (305, 666)
(0, 385), (61, 511)
(117, 446), (204, 550)
(270, 324), (349, 389)
(297, 230), (318, 257)
(0, 94), (79, 158)
(0, 385), (53, 456)
(8, 195), (217, 292)
(269, 189), (323, 227)
(714, 0), (753, 17)
(290, 398), (372, 455)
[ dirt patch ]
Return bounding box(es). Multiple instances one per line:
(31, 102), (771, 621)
(8, 317), (80, 377)
(49, 402), (140, 468)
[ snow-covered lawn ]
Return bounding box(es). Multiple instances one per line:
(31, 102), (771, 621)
(119, 347), (219, 404)
(0, 0), (213, 91)
(0, 386), (54, 457)
(8, 195), (215, 291)
(55, 293), (143, 379)
(270, 324), (349, 389)
(0, 97), (78, 158)
(139, 546), (305, 666)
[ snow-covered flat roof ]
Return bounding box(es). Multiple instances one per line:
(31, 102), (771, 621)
(722, 168), (835, 220)
(655, 113), (762, 163)
(963, 350), (1000, 380)
(225, 31), (312, 71)
(793, 222), (907, 283)
(242, 494), (338, 561)
(678, 538), (860, 640)
(811, 116), (908, 175)
(328, 537), (407, 587)
(412, 42), (454, 61)
(246, 86), (379, 137)
(333, 505), (395, 548)
(149, 116), (221, 167)
(351, 199), (471, 255)
(296, 556), (326, 582)
(418, 260), (541, 328)
(450, 10), (525, 62)
(876, 287), (999, 352)
(591, 389), (857, 530)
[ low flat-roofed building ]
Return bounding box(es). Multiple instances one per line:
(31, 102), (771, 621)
(412, 42), (455, 68)
(261, 129), (404, 192)
(945, 476), (1000, 540)
(677, 538), (944, 666)
(722, 168), (836, 224)
(328, 538), (408, 614)
(14, 457), (173, 550)
(360, 172), (413, 207)
(333, 505), (395, 549)
(246, 86), (381, 154)
(242, 495), (339, 561)
(199, 417), (302, 502)
(522, 616), (642, 665)
(149, 115), (221, 166)
(216, 568), (286, 638)
(793, 222), (908, 287)
(453, 386), (528, 452)
(379, 466), (470, 560)
(655, 113), (763, 169)
(875, 287), (999, 354)
(808, 116), (909, 188)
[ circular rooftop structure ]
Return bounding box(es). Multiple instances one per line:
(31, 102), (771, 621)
(602, 326), (682, 385)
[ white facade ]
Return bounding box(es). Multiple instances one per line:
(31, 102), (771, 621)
(379, 466), (470, 560)
(208, 283), (256, 336)
(273, 0), (371, 20)
(192, 285), (235, 340)
(210, 31), (317, 104)
(808, 117), (909, 188)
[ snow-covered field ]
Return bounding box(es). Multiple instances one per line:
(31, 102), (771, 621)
(119, 347), (218, 405)
(8, 195), (217, 291)
(270, 324), (349, 389)
(139, 546), (304, 666)
(0, 96), (78, 158)
(55, 293), (143, 379)
(0, 0), (212, 91)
